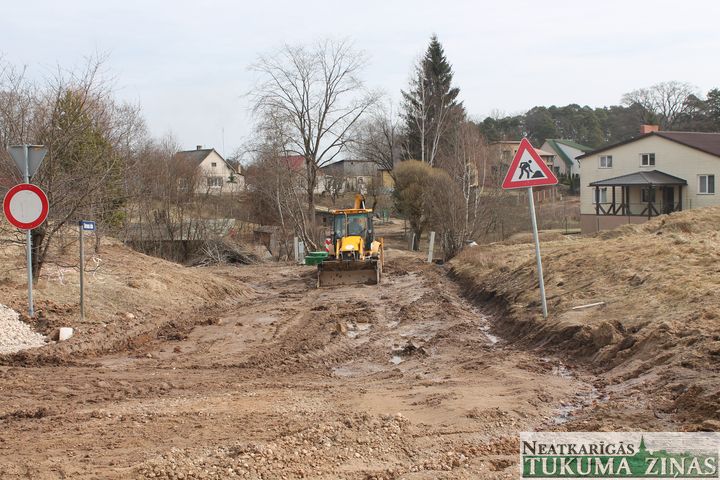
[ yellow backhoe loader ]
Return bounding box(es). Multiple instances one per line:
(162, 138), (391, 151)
(312, 194), (383, 287)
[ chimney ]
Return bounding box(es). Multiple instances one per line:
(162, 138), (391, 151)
(640, 125), (659, 135)
(196, 145), (203, 150)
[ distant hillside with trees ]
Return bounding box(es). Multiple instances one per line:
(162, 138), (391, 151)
(477, 82), (720, 148)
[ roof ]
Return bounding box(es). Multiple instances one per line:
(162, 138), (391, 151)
(535, 148), (555, 157)
(552, 139), (592, 151)
(174, 148), (215, 165)
(545, 139), (592, 168)
(283, 155), (305, 171)
(174, 148), (239, 173)
(589, 170), (687, 187)
(578, 131), (720, 160)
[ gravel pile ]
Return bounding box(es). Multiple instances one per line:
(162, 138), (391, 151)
(0, 304), (47, 354)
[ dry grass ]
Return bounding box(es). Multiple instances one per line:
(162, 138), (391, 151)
(451, 207), (720, 427)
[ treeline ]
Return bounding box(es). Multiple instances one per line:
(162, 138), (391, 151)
(0, 56), (244, 278)
(478, 83), (720, 149)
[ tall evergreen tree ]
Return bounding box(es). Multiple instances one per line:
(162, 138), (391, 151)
(401, 35), (463, 165)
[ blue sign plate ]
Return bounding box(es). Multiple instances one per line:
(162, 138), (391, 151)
(80, 221), (96, 231)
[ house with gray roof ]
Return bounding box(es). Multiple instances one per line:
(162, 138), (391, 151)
(173, 146), (244, 194)
(576, 126), (720, 233)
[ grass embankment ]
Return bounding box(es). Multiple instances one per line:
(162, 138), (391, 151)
(451, 207), (720, 428)
(0, 233), (256, 363)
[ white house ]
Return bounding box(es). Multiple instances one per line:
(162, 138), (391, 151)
(577, 126), (720, 233)
(174, 146), (244, 194)
(540, 139), (591, 177)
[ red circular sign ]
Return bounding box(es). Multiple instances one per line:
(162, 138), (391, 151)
(3, 183), (49, 230)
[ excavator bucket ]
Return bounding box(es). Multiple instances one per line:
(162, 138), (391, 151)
(317, 259), (380, 287)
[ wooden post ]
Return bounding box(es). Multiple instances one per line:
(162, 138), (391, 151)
(678, 185), (683, 211)
(427, 231), (435, 263)
(595, 186), (600, 215)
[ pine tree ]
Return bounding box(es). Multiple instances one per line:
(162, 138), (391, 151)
(401, 35), (464, 165)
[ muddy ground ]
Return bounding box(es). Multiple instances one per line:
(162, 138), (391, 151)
(0, 247), (604, 479)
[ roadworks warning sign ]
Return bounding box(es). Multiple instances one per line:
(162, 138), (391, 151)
(502, 138), (558, 189)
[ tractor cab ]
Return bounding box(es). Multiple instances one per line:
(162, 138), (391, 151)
(330, 210), (374, 259)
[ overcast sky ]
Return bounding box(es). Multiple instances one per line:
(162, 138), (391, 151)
(3, 0), (720, 156)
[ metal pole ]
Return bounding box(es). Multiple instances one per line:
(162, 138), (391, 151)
(527, 187), (548, 318)
(23, 145), (33, 317)
(79, 222), (85, 321)
(427, 231), (435, 263)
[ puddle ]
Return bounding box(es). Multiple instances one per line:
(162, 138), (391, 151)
(332, 362), (383, 377)
(346, 322), (372, 339)
(480, 326), (499, 345)
(551, 363), (572, 379)
(539, 358), (607, 425)
(470, 307), (500, 345)
(552, 388), (604, 425)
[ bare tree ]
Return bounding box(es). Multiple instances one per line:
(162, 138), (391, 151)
(402, 62), (430, 163)
(0, 55), (147, 279)
(621, 81), (699, 129)
(351, 100), (402, 181)
(248, 39), (379, 248)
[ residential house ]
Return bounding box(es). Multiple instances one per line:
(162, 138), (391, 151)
(577, 125), (720, 233)
(540, 139), (592, 177)
(174, 146), (244, 194)
(319, 159), (387, 195)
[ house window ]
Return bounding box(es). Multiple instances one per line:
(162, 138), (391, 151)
(699, 174), (715, 194)
(599, 155), (613, 168)
(207, 176), (223, 187)
(594, 187), (608, 204)
(641, 187), (656, 203)
(640, 153), (655, 167)
(211, 162), (217, 167)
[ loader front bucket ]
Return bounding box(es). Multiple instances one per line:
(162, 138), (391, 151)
(317, 259), (380, 287)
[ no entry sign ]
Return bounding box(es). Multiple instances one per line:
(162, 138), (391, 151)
(3, 183), (49, 230)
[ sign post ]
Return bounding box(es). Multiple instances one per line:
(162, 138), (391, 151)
(501, 138), (558, 318)
(6, 145), (48, 317)
(78, 221), (96, 321)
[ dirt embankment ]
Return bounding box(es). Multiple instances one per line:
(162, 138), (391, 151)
(450, 207), (720, 430)
(0, 236), (256, 365)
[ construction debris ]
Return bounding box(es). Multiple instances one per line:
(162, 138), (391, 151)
(0, 304), (47, 354)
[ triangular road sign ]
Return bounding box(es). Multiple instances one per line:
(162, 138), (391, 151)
(8, 145), (47, 179)
(502, 138), (558, 189)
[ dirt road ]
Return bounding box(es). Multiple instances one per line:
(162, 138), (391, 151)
(0, 249), (596, 479)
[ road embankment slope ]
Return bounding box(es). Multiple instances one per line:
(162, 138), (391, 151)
(450, 207), (720, 430)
